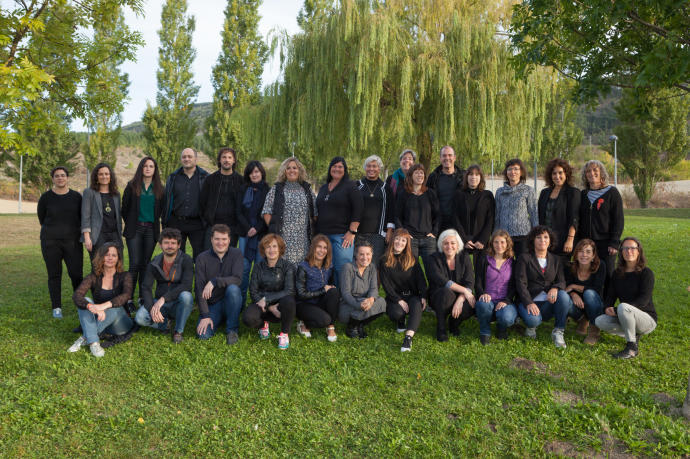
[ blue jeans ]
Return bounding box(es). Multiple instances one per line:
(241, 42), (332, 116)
(518, 290), (570, 329)
(196, 285), (243, 339)
(567, 289), (604, 325)
(327, 234), (354, 288)
(78, 306), (133, 345)
(126, 223), (156, 296)
(134, 291), (194, 334)
(411, 236), (437, 267)
(238, 236), (263, 302)
(475, 300), (518, 336)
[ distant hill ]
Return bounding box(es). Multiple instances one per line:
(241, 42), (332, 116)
(120, 102), (213, 133)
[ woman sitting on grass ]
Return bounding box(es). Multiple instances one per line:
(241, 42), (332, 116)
(68, 243), (134, 357)
(595, 237), (656, 359)
(565, 239), (606, 345)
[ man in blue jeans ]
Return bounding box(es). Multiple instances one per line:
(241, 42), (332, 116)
(194, 224), (244, 345)
(135, 228), (194, 343)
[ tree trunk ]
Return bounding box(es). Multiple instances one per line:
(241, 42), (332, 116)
(416, 130), (433, 171)
(683, 371), (690, 420)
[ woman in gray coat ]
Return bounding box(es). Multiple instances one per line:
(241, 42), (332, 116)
(339, 241), (386, 339)
(494, 158), (538, 256)
(82, 163), (123, 261)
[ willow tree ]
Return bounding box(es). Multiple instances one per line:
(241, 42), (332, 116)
(243, 0), (554, 177)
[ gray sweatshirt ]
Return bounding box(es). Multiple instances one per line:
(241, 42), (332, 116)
(494, 182), (538, 237)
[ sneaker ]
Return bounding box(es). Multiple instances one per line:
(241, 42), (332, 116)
(613, 341), (638, 359)
(258, 321), (270, 340)
(277, 332), (289, 350)
(480, 335), (491, 346)
(89, 342), (105, 357)
(551, 328), (566, 348)
(396, 318), (406, 333)
(68, 336), (86, 352)
(401, 335), (412, 352)
(52, 308), (63, 319)
(524, 327), (537, 339)
(226, 330), (238, 346)
(297, 321), (312, 338)
(173, 331), (184, 344)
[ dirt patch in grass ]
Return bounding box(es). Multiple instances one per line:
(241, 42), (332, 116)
(553, 390), (584, 407)
(597, 433), (635, 459)
(544, 441), (586, 458)
(0, 215), (40, 248)
(651, 392), (684, 418)
(510, 357), (548, 373)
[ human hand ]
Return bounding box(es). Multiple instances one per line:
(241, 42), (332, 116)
(342, 232), (355, 249)
(571, 293), (584, 309)
(398, 299), (409, 314)
(605, 306), (616, 317)
(268, 304), (281, 318)
(526, 303), (540, 316)
(202, 281), (214, 300)
(151, 298), (165, 323)
(247, 227), (257, 237)
(547, 288), (558, 304)
(196, 318), (213, 336)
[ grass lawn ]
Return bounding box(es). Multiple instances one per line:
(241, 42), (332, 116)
(0, 213), (688, 457)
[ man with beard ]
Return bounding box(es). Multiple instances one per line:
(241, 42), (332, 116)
(200, 147), (243, 248)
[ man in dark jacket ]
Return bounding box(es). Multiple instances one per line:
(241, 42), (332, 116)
(163, 147), (209, 261)
(200, 147), (243, 249)
(194, 224), (244, 345)
(135, 228), (194, 343)
(426, 145), (465, 233)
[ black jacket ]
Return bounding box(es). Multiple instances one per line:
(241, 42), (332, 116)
(426, 164), (465, 192)
(378, 256), (428, 303)
(578, 186), (624, 250)
(426, 251), (474, 295)
(515, 252), (566, 305)
(454, 188), (494, 246)
(163, 166), (210, 225)
(194, 247), (243, 318)
(249, 258), (295, 304)
(474, 254), (516, 302)
(140, 250), (194, 311)
(121, 181), (164, 240)
(199, 170), (243, 228)
(236, 181), (269, 238)
(538, 184), (580, 253)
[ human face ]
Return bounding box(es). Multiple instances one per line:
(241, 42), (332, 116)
(249, 167), (263, 184)
(314, 240), (328, 262)
(211, 231), (230, 255)
(330, 162), (345, 182)
(534, 232), (550, 253)
(506, 165), (521, 186)
(440, 147), (455, 170)
(180, 148), (197, 169)
(551, 166), (566, 187)
(365, 160), (380, 180)
(264, 240), (280, 262)
(442, 236), (459, 257)
(585, 165), (602, 188)
(51, 170), (68, 189)
(355, 246), (373, 268)
(142, 160), (155, 179)
(492, 236), (507, 257)
(467, 170), (481, 190)
(412, 169), (425, 187)
(220, 151), (235, 172)
(103, 247), (119, 269)
(576, 244), (595, 267)
(97, 167), (111, 186)
(160, 238), (180, 257)
(285, 161), (300, 182)
(400, 152), (414, 173)
(392, 235), (408, 254)
(620, 241), (640, 265)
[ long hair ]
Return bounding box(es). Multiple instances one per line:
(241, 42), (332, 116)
(305, 234), (333, 268)
(243, 160), (266, 184)
(276, 157), (308, 183)
(404, 163), (428, 193)
(462, 164), (486, 191)
(130, 156), (164, 198)
(486, 229), (514, 259)
(90, 163), (118, 195)
(615, 236), (647, 276)
(326, 156), (349, 183)
(544, 158), (574, 188)
(92, 242), (124, 276)
(383, 228), (416, 271)
(581, 160), (610, 190)
(570, 239), (600, 275)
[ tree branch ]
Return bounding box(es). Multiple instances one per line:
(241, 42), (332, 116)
(626, 10), (690, 46)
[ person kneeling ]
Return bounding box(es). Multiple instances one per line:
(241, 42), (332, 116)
(135, 228), (194, 343)
(195, 224), (244, 345)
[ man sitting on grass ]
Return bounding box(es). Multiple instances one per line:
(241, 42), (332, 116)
(135, 228), (194, 343)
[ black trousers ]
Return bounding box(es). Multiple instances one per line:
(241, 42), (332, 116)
(512, 236), (528, 257)
(386, 295), (423, 332)
(594, 239), (616, 297)
(126, 223), (156, 297)
(167, 216), (205, 261)
(431, 287), (475, 334)
(296, 288), (340, 328)
(41, 239), (84, 309)
(243, 296), (296, 334)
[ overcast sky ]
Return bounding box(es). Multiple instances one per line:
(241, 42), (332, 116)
(71, 0), (302, 131)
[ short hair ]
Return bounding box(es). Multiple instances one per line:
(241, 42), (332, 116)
(462, 164), (486, 191)
(276, 157), (308, 183)
(259, 233), (286, 258)
(615, 236), (647, 276)
(486, 229), (514, 259)
(92, 243), (124, 276)
(404, 163), (428, 193)
(570, 238), (600, 275)
(440, 145), (455, 157)
(527, 225), (555, 252)
(355, 240), (374, 254)
(217, 147), (236, 169)
(210, 224), (231, 238)
(503, 158), (527, 184)
(363, 155), (383, 171)
(90, 162), (118, 195)
(399, 148), (417, 162)
(437, 229), (464, 253)
(382, 228), (415, 271)
(159, 227), (182, 244)
(581, 160), (610, 190)
(180, 147), (197, 157)
(305, 234), (332, 268)
(544, 158), (574, 188)
(50, 166), (69, 178)
(326, 156), (349, 183)
(243, 160), (266, 184)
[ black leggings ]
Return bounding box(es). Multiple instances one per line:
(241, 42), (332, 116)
(348, 313), (383, 327)
(431, 288), (475, 334)
(41, 239), (83, 309)
(386, 296), (423, 333)
(243, 295), (296, 334)
(296, 288), (340, 328)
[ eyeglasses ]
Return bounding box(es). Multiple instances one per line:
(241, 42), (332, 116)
(621, 246), (639, 252)
(506, 166), (521, 172)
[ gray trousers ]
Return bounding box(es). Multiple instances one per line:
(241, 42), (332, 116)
(595, 303), (656, 343)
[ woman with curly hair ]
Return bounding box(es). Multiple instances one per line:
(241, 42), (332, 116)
(538, 158), (580, 261)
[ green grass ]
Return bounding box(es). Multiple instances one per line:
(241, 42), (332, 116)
(1, 214), (689, 457)
(623, 208), (690, 219)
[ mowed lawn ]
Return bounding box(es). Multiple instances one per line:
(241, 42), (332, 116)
(0, 211), (688, 457)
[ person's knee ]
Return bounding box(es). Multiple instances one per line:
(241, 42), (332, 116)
(134, 306), (150, 326)
(242, 306), (262, 328)
(224, 285), (243, 308)
(582, 289), (599, 304)
(497, 306), (517, 327)
(178, 291), (194, 308)
(594, 314), (609, 329)
(556, 290), (570, 307)
(475, 301), (493, 318)
(618, 303), (634, 316)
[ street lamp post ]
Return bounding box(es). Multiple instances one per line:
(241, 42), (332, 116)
(609, 134), (618, 187)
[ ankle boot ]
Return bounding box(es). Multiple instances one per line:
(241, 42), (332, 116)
(576, 316), (589, 336)
(583, 324), (600, 345)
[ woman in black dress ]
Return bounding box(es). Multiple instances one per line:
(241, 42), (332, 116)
(455, 164), (494, 268)
(538, 158), (580, 262)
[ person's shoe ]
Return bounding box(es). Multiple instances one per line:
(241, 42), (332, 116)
(160, 320), (171, 335)
(551, 328), (566, 348)
(296, 321), (312, 338)
(575, 316), (589, 336)
(396, 318), (406, 333)
(326, 325), (337, 342)
(583, 324), (600, 345)
(225, 331), (238, 346)
(89, 342), (105, 358)
(277, 332), (289, 350)
(436, 331), (449, 342)
(496, 329), (508, 340)
(613, 341), (638, 359)
(401, 335), (413, 352)
(258, 321), (270, 340)
(480, 334), (491, 346)
(68, 336), (86, 352)
(345, 323), (360, 339)
(72, 325), (83, 333)
(449, 326), (460, 337)
(52, 308), (63, 319)
(524, 327), (537, 339)
(173, 331), (184, 344)
(357, 323), (368, 339)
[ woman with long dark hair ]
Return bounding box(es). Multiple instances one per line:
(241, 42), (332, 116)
(565, 239), (606, 345)
(494, 158), (538, 255)
(538, 158), (580, 262)
(121, 156), (164, 297)
(455, 164), (494, 267)
(82, 163), (122, 260)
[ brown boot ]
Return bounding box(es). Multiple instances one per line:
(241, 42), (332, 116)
(576, 316), (589, 336)
(583, 324), (600, 345)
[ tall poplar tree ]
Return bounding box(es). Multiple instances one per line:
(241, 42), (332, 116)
(143, 0), (199, 176)
(206, 0), (268, 158)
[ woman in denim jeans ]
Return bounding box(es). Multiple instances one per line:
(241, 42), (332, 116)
(565, 239), (605, 345)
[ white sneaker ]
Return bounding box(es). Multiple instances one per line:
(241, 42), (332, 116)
(551, 328), (566, 349)
(68, 336), (86, 352)
(52, 307), (63, 319)
(90, 342), (105, 357)
(296, 321), (312, 338)
(524, 327), (537, 339)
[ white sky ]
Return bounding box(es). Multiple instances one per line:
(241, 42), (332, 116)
(71, 0), (302, 131)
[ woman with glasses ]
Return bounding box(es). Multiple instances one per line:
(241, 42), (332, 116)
(494, 159), (538, 256)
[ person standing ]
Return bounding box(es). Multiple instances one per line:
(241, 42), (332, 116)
(82, 163), (123, 261)
(162, 148), (209, 260)
(494, 158), (538, 256)
(38, 166), (83, 319)
(427, 145), (465, 233)
(200, 147), (243, 249)
(454, 164), (494, 268)
(385, 148), (416, 199)
(355, 155), (394, 262)
(538, 158), (580, 262)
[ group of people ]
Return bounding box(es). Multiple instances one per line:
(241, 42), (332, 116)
(38, 146), (656, 359)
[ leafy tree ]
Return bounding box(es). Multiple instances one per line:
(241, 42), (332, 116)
(143, 0), (199, 176)
(538, 79), (583, 166)
(613, 89), (690, 207)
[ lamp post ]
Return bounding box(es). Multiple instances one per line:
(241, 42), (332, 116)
(609, 134), (618, 187)
(18, 153), (23, 214)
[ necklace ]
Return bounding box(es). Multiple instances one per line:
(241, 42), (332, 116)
(364, 180), (378, 198)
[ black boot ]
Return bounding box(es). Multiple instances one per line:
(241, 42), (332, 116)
(346, 320), (360, 339)
(613, 341), (638, 359)
(357, 322), (368, 339)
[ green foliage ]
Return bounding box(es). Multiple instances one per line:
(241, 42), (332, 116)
(538, 79), (583, 166)
(613, 89), (690, 207)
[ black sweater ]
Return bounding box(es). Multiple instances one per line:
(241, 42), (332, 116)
(315, 180), (363, 235)
(395, 189), (440, 238)
(578, 187), (624, 249)
(378, 255), (428, 303)
(514, 252), (566, 305)
(426, 251), (474, 294)
(564, 261), (606, 299)
(37, 189), (82, 240)
(605, 267), (656, 322)
(454, 188), (494, 246)
(538, 184), (580, 253)
(194, 248), (243, 317)
(199, 170), (243, 228)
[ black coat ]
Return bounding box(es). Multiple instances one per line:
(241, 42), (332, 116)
(538, 184), (580, 253)
(514, 252), (566, 305)
(236, 181), (269, 238)
(121, 181), (164, 241)
(578, 186), (624, 250)
(199, 170), (243, 229)
(426, 251), (474, 295)
(249, 258), (295, 304)
(454, 188), (494, 246)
